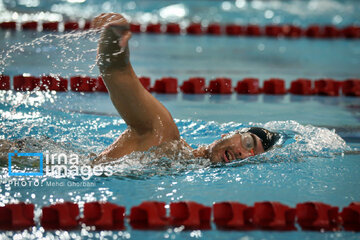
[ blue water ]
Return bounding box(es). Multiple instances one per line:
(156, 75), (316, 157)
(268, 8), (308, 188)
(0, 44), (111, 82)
(0, 90), (358, 239)
(1, 0), (360, 239)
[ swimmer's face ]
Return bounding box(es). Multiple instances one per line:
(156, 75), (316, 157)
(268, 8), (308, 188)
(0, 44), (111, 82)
(208, 132), (264, 163)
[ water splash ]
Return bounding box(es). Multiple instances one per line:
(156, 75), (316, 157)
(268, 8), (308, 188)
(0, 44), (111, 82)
(0, 29), (100, 75)
(0, 94), (350, 179)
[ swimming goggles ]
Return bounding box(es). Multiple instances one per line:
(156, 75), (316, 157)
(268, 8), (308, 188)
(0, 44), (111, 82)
(240, 132), (255, 156)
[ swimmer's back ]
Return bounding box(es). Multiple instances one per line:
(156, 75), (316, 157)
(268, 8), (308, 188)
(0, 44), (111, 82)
(93, 135), (193, 164)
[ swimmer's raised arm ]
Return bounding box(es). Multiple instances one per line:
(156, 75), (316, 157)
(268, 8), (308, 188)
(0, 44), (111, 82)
(92, 13), (179, 137)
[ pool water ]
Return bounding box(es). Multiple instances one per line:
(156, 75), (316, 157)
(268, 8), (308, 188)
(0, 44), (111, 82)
(1, 0), (360, 239)
(0, 90), (358, 239)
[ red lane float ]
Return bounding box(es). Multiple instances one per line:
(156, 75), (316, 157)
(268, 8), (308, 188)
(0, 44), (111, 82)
(0, 75), (10, 90)
(342, 79), (360, 96)
(263, 78), (286, 94)
(42, 22), (59, 31)
(1, 201), (360, 231)
(246, 25), (262, 36)
(265, 25), (283, 38)
(166, 23), (181, 34)
(170, 201), (211, 229)
(93, 76), (108, 92)
(314, 79), (341, 96)
(13, 75), (40, 91)
(283, 25), (303, 38)
(41, 75), (68, 91)
(0, 21), (16, 30)
(70, 76), (95, 92)
(41, 202), (79, 230)
(129, 23), (141, 33)
(289, 78), (313, 95)
(146, 23), (161, 34)
(264, 25), (303, 38)
(343, 26), (360, 39)
(180, 77), (206, 94)
(296, 202), (341, 231)
(152, 77), (178, 93)
(186, 23), (203, 35)
(213, 202), (254, 230)
(323, 25), (341, 38)
(0, 203), (34, 230)
(83, 21), (91, 30)
(2, 20), (360, 39)
(82, 202), (125, 230)
(341, 202), (360, 231)
(64, 21), (79, 31)
(208, 78), (232, 94)
(235, 78), (261, 94)
(225, 24), (243, 36)
(207, 23), (222, 35)
(130, 201), (212, 229)
(22, 21), (38, 30)
(129, 201), (168, 229)
(5, 74), (360, 97)
(305, 25), (322, 38)
(253, 202), (296, 230)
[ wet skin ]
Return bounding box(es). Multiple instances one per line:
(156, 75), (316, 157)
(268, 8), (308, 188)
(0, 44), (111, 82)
(91, 13), (265, 164)
(206, 132), (265, 163)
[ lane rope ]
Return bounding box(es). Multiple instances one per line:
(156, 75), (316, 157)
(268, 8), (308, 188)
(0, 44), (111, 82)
(0, 201), (359, 231)
(1, 21), (360, 39)
(1, 74), (359, 96)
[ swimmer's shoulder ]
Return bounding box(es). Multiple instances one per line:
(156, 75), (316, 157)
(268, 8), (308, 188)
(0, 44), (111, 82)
(180, 138), (193, 150)
(146, 138), (194, 159)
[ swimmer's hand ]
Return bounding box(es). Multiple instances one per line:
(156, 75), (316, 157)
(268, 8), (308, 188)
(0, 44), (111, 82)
(92, 13), (132, 74)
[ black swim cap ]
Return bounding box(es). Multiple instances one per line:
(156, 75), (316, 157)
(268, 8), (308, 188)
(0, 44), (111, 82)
(247, 127), (280, 151)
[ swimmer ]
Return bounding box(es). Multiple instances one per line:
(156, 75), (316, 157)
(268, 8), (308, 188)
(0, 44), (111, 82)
(92, 13), (279, 164)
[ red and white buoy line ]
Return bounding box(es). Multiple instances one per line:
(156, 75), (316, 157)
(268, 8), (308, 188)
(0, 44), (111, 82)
(0, 20), (360, 39)
(1, 74), (360, 96)
(0, 201), (359, 231)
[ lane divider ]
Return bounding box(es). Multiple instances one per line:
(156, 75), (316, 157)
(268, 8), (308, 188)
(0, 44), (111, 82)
(1, 20), (360, 39)
(1, 74), (359, 97)
(0, 201), (359, 231)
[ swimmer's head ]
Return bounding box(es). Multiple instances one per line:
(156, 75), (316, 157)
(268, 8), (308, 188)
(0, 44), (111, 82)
(246, 127), (280, 152)
(207, 127), (279, 163)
